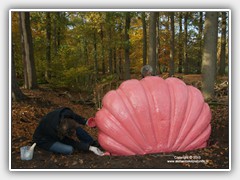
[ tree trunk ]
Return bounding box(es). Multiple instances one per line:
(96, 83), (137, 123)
(57, 12), (61, 48)
(117, 22), (124, 80)
(201, 12), (218, 100)
(53, 14), (57, 55)
(184, 12), (189, 74)
(178, 12), (183, 73)
(219, 12), (227, 75)
(45, 12), (51, 81)
(106, 14), (113, 74)
(119, 50), (124, 80)
(156, 12), (161, 75)
(19, 12), (38, 89)
(12, 43), (27, 101)
(149, 12), (157, 75)
(124, 12), (131, 80)
(100, 25), (105, 74)
(197, 12), (203, 74)
(93, 31), (98, 75)
(19, 14), (28, 88)
(53, 12), (61, 55)
(169, 12), (175, 76)
(83, 39), (89, 65)
(113, 45), (117, 73)
(141, 12), (147, 66)
(108, 47), (113, 74)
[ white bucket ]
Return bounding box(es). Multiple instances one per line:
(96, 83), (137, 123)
(20, 146), (34, 160)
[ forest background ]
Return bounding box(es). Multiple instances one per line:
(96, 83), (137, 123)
(11, 10), (229, 101)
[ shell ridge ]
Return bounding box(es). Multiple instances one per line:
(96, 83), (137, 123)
(198, 142), (207, 149)
(143, 77), (171, 151)
(100, 92), (147, 153)
(173, 88), (192, 149)
(172, 85), (192, 149)
(166, 79), (176, 149)
(177, 104), (210, 150)
(170, 79), (189, 150)
(98, 132), (136, 155)
(101, 131), (136, 154)
(176, 88), (206, 151)
(166, 78), (190, 150)
(117, 88), (145, 137)
(176, 106), (205, 151)
(183, 87), (205, 134)
(116, 88), (149, 150)
(98, 108), (145, 154)
(119, 81), (157, 152)
(140, 79), (158, 147)
(183, 125), (211, 151)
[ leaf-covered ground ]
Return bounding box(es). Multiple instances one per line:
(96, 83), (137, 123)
(10, 75), (229, 170)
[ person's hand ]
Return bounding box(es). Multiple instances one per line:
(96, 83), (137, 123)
(86, 117), (96, 128)
(89, 146), (104, 156)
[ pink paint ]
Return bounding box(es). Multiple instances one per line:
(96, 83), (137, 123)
(95, 76), (211, 156)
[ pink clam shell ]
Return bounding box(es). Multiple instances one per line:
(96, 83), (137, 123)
(96, 76), (211, 156)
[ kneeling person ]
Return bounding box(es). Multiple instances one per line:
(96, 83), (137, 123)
(33, 107), (103, 156)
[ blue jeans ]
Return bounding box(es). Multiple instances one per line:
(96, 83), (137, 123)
(49, 127), (94, 154)
(49, 141), (74, 154)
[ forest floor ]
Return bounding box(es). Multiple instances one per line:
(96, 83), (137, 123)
(10, 74), (229, 170)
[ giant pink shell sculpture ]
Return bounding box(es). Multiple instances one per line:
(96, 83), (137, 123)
(95, 76), (211, 156)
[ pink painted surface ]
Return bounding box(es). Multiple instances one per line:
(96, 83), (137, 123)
(87, 117), (96, 128)
(95, 76), (211, 156)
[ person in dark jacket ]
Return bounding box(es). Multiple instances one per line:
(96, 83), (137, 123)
(33, 107), (104, 156)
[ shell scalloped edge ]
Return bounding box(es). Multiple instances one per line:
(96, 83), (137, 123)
(95, 76), (212, 156)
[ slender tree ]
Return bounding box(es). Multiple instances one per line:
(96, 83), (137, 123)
(169, 12), (175, 76)
(113, 45), (117, 73)
(19, 12), (38, 89)
(156, 12), (161, 74)
(124, 12), (131, 80)
(57, 12), (62, 49)
(201, 12), (218, 100)
(119, 50), (123, 80)
(178, 12), (183, 73)
(106, 13), (113, 73)
(219, 12), (227, 75)
(149, 12), (157, 75)
(141, 12), (147, 66)
(197, 12), (203, 74)
(12, 43), (27, 101)
(45, 12), (51, 81)
(184, 12), (189, 74)
(116, 18), (124, 79)
(83, 39), (89, 65)
(53, 12), (60, 55)
(100, 24), (105, 74)
(93, 31), (98, 75)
